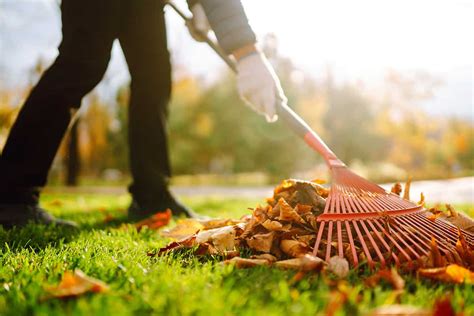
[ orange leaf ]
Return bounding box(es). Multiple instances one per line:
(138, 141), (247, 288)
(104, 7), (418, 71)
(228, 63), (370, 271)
(418, 264), (474, 284)
(427, 213), (442, 222)
(403, 177), (412, 201)
(364, 269), (405, 291)
(45, 270), (108, 299)
(429, 237), (446, 267)
(135, 209), (172, 231)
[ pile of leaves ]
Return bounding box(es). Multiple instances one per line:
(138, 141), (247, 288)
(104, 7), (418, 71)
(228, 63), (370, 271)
(154, 179), (474, 283)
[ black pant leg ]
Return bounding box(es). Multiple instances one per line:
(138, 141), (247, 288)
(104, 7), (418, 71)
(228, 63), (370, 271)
(119, 0), (172, 207)
(0, 0), (119, 203)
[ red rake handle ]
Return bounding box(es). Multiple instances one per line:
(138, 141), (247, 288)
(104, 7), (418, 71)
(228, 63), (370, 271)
(166, 1), (343, 168)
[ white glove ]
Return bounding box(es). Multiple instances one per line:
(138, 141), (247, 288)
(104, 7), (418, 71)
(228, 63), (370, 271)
(186, 4), (211, 42)
(236, 52), (287, 122)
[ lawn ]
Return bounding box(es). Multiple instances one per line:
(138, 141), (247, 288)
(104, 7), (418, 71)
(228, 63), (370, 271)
(1, 193), (473, 316)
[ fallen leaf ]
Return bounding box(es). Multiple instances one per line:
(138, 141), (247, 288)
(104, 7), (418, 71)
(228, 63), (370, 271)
(135, 209), (172, 230)
(277, 198), (305, 224)
(328, 256), (349, 279)
(274, 254), (325, 272)
(403, 177), (411, 201)
(365, 269), (405, 291)
(418, 264), (474, 284)
(45, 270), (108, 299)
(390, 183), (403, 196)
(223, 257), (271, 268)
(427, 212), (442, 222)
(261, 219), (284, 231)
(251, 253), (277, 262)
(161, 219), (204, 240)
(417, 192), (425, 206)
(195, 225), (241, 253)
(428, 237), (446, 268)
(280, 239), (311, 258)
(246, 231), (275, 253)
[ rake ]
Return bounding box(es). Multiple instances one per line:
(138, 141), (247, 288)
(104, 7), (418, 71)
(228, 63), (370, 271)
(166, 1), (474, 268)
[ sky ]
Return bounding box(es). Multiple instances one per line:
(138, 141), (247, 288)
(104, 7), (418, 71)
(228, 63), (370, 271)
(0, 0), (472, 120)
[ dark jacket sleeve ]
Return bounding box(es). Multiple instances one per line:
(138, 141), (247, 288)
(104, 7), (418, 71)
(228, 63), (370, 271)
(193, 0), (257, 54)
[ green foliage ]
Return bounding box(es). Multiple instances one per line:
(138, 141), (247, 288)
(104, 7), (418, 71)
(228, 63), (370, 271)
(0, 194), (473, 315)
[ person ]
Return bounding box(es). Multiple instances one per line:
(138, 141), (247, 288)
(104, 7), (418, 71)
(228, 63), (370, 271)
(0, 0), (287, 227)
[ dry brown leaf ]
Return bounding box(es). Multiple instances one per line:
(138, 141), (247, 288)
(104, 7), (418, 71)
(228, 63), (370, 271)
(161, 219), (204, 240)
(199, 218), (243, 230)
(251, 253), (278, 262)
(246, 231), (275, 253)
(135, 209), (172, 231)
(328, 256), (349, 279)
(261, 219), (284, 231)
(418, 264), (474, 284)
(390, 183), (403, 196)
(274, 254), (325, 272)
(223, 257), (271, 268)
(417, 192), (425, 206)
(365, 269), (405, 291)
(429, 237), (446, 268)
(45, 270), (108, 299)
(280, 239), (311, 258)
(277, 198), (305, 224)
(403, 177), (412, 201)
(427, 212), (442, 222)
(195, 225), (241, 253)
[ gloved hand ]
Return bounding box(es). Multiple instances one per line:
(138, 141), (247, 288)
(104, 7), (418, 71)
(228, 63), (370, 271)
(235, 50), (287, 123)
(186, 3), (211, 42)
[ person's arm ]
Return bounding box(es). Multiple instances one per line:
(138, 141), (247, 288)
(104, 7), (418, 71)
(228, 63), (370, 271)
(187, 0), (286, 122)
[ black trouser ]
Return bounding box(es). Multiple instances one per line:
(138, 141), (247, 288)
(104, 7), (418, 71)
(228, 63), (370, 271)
(0, 0), (172, 207)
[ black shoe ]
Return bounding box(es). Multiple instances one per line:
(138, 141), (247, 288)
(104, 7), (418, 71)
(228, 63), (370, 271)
(0, 204), (78, 228)
(128, 191), (202, 220)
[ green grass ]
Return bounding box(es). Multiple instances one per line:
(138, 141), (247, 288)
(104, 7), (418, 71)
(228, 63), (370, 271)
(1, 193), (473, 316)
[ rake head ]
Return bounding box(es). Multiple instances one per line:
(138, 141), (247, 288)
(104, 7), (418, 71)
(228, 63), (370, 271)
(312, 166), (474, 269)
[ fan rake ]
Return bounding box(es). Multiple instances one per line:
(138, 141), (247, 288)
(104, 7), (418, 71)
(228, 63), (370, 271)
(166, 0), (474, 268)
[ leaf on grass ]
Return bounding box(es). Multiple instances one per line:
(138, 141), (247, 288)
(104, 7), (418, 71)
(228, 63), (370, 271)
(328, 256), (349, 279)
(161, 219), (204, 240)
(223, 257), (271, 268)
(274, 254), (325, 272)
(250, 253), (277, 262)
(45, 270), (108, 299)
(364, 269), (405, 291)
(195, 225), (240, 253)
(135, 209), (172, 231)
(418, 264), (474, 284)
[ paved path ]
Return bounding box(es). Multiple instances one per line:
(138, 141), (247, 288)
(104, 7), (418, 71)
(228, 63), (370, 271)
(45, 177), (474, 204)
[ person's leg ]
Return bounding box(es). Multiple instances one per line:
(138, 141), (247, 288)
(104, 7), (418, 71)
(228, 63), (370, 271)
(119, 0), (197, 218)
(0, 0), (119, 226)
